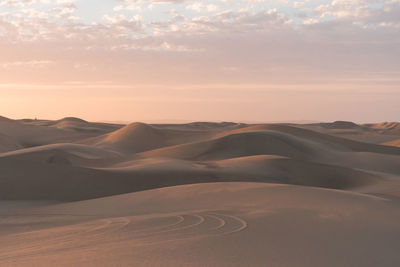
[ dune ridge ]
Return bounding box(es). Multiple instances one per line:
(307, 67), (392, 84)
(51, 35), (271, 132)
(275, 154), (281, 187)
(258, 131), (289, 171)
(86, 121), (239, 155)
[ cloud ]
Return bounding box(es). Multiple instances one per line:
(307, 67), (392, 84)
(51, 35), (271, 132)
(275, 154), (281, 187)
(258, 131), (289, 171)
(0, 0), (35, 8)
(118, 0), (189, 4)
(0, 0), (398, 91)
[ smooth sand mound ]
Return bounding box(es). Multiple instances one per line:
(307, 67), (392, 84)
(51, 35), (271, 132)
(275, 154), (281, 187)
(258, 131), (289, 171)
(317, 120), (365, 129)
(89, 122), (222, 155)
(58, 117), (88, 123)
(139, 127), (400, 162)
(52, 117), (90, 130)
(51, 117), (122, 134)
(216, 124), (400, 155)
(214, 124), (350, 149)
(139, 130), (327, 161)
(1, 183), (399, 267)
(90, 122), (167, 154)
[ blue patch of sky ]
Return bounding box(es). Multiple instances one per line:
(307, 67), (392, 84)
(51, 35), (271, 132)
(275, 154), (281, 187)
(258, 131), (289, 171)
(0, 0), (387, 25)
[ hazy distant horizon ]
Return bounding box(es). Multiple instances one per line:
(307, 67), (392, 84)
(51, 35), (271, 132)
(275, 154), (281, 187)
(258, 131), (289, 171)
(3, 113), (399, 125)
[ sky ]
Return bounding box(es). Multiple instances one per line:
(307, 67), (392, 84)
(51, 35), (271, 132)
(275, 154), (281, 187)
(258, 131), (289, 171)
(0, 0), (399, 123)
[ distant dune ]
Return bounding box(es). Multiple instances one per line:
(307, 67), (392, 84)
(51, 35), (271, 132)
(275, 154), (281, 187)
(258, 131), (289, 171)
(365, 122), (400, 133)
(1, 117), (400, 266)
(383, 139), (400, 147)
(318, 120), (365, 129)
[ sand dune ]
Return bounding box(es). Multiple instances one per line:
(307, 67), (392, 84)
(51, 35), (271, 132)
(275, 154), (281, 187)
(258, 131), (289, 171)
(383, 139), (400, 147)
(139, 130), (322, 160)
(365, 122), (400, 134)
(90, 122), (169, 154)
(106, 154), (381, 189)
(318, 120), (366, 129)
(20, 117), (122, 134)
(137, 126), (400, 170)
(0, 121), (94, 148)
(86, 122), (235, 154)
(0, 119), (399, 201)
(0, 154), (383, 201)
(300, 121), (400, 144)
(1, 182), (400, 266)
(1, 117), (400, 266)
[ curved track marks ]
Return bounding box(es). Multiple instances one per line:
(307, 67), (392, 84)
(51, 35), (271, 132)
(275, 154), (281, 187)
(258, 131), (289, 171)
(0, 211), (247, 261)
(128, 212), (248, 243)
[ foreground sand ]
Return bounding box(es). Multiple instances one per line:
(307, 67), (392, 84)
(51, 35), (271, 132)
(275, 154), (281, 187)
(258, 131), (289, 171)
(2, 183), (400, 266)
(1, 117), (400, 266)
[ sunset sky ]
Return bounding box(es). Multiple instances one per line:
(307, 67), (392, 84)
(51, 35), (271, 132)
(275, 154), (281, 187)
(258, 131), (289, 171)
(0, 0), (399, 122)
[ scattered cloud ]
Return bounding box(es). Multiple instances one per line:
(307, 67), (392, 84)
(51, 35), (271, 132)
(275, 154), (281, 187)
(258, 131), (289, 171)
(0, 0), (398, 88)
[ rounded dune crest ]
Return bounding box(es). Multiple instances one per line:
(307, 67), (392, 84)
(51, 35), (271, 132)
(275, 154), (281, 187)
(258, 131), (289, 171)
(58, 117), (88, 123)
(215, 124), (400, 155)
(140, 130), (325, 161)
(52, 117), (90, 130)
(320, 121), (363, 129)
(96, 122), (165, 154)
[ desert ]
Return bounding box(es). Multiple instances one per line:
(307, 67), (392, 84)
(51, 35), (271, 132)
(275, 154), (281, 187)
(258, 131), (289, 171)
(1, 116), (400, 266)
(2, 0), (400, 265)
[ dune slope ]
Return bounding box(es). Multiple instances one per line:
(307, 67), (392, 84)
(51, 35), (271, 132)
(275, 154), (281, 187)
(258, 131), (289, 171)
(1, 183), (400, 267)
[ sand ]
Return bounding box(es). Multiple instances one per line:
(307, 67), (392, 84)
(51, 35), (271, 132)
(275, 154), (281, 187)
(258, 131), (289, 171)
(383, 139), (400, 147)
(1, 116), (400, 266)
